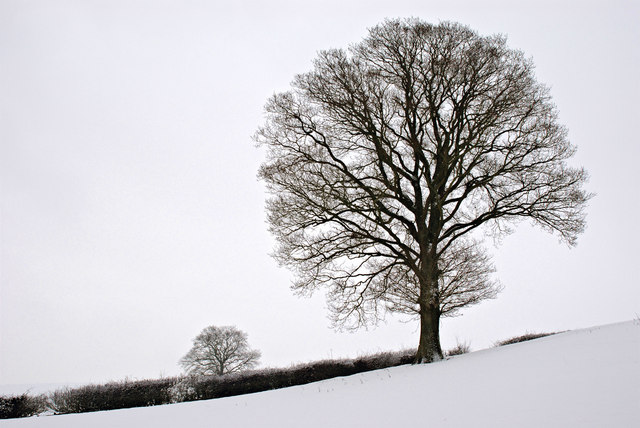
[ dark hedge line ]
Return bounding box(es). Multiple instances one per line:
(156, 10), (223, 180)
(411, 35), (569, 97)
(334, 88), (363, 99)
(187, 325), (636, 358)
(48, 377), (180, 414)
(2, 349), (414, 419)
(494, 332), (556, 347)
(182, 350), (415, 402)
(10, 338), (551, 419)
(3, 331), (563, 419)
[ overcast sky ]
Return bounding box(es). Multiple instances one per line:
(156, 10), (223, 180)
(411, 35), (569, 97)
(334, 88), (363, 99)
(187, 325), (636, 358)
(1, 0), (638, 386)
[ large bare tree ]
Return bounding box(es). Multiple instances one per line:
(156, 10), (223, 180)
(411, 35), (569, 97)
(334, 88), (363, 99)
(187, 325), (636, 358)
(257, 19), (590, 362)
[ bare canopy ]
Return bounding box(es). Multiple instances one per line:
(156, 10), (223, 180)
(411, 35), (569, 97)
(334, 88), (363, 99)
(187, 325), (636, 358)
(257, 19), (591, 362)
(180, 325), (261, 376)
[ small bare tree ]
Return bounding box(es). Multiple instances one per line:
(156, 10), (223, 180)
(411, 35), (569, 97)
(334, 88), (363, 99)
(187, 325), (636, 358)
(257, 19), (591, 363)
(180, 326), (261, 376)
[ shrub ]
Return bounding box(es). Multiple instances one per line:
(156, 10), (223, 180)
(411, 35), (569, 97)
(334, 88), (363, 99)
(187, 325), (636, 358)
(0, 393), (47, 419)
(494, 332), (556, 347)
(168, 377), (198, 403)
(445, 341), (471, 357)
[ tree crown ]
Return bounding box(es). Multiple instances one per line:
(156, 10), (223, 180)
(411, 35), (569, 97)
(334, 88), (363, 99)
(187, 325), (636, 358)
(180, 325), (261, 376)
(257, 18), (591, 328)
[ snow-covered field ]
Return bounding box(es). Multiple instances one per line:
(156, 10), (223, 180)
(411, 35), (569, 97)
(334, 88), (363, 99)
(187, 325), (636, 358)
(3, 320), (639, 427)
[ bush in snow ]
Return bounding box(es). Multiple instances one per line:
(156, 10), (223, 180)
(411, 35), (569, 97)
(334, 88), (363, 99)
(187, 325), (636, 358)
(445, 341), (471, 357)
(494, 332), (556, 347)
(0, 393), (47, 419)
(168, 376), (199, 403)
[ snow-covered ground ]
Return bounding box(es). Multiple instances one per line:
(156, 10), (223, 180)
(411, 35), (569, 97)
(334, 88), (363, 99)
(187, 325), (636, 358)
(3, 320), (639, 427)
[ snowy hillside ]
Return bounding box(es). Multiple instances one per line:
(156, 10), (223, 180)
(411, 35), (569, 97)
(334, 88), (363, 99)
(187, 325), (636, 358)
(3, 321), (639, 427)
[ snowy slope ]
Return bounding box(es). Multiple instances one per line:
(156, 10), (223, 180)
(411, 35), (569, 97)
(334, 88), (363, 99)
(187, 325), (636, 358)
(3, 321), (639, 427)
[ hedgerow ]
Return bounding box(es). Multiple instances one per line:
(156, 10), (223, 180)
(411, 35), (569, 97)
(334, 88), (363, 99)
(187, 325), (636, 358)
(2, 331), (564, 419)
(48, 377), (179, 414)
(3, 349), (413, 419)
(0, 394), (47, 419)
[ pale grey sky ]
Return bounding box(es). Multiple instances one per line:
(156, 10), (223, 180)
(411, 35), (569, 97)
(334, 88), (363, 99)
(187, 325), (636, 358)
(1, 0), (638, 386)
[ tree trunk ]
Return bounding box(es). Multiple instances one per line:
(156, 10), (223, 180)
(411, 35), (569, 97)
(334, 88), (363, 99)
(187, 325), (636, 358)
(414, 238), (444, 363)
(414, 303), (443, 363)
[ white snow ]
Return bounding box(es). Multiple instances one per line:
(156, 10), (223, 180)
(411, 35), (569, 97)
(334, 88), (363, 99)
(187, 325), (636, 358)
(3, 320), (639, 427)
